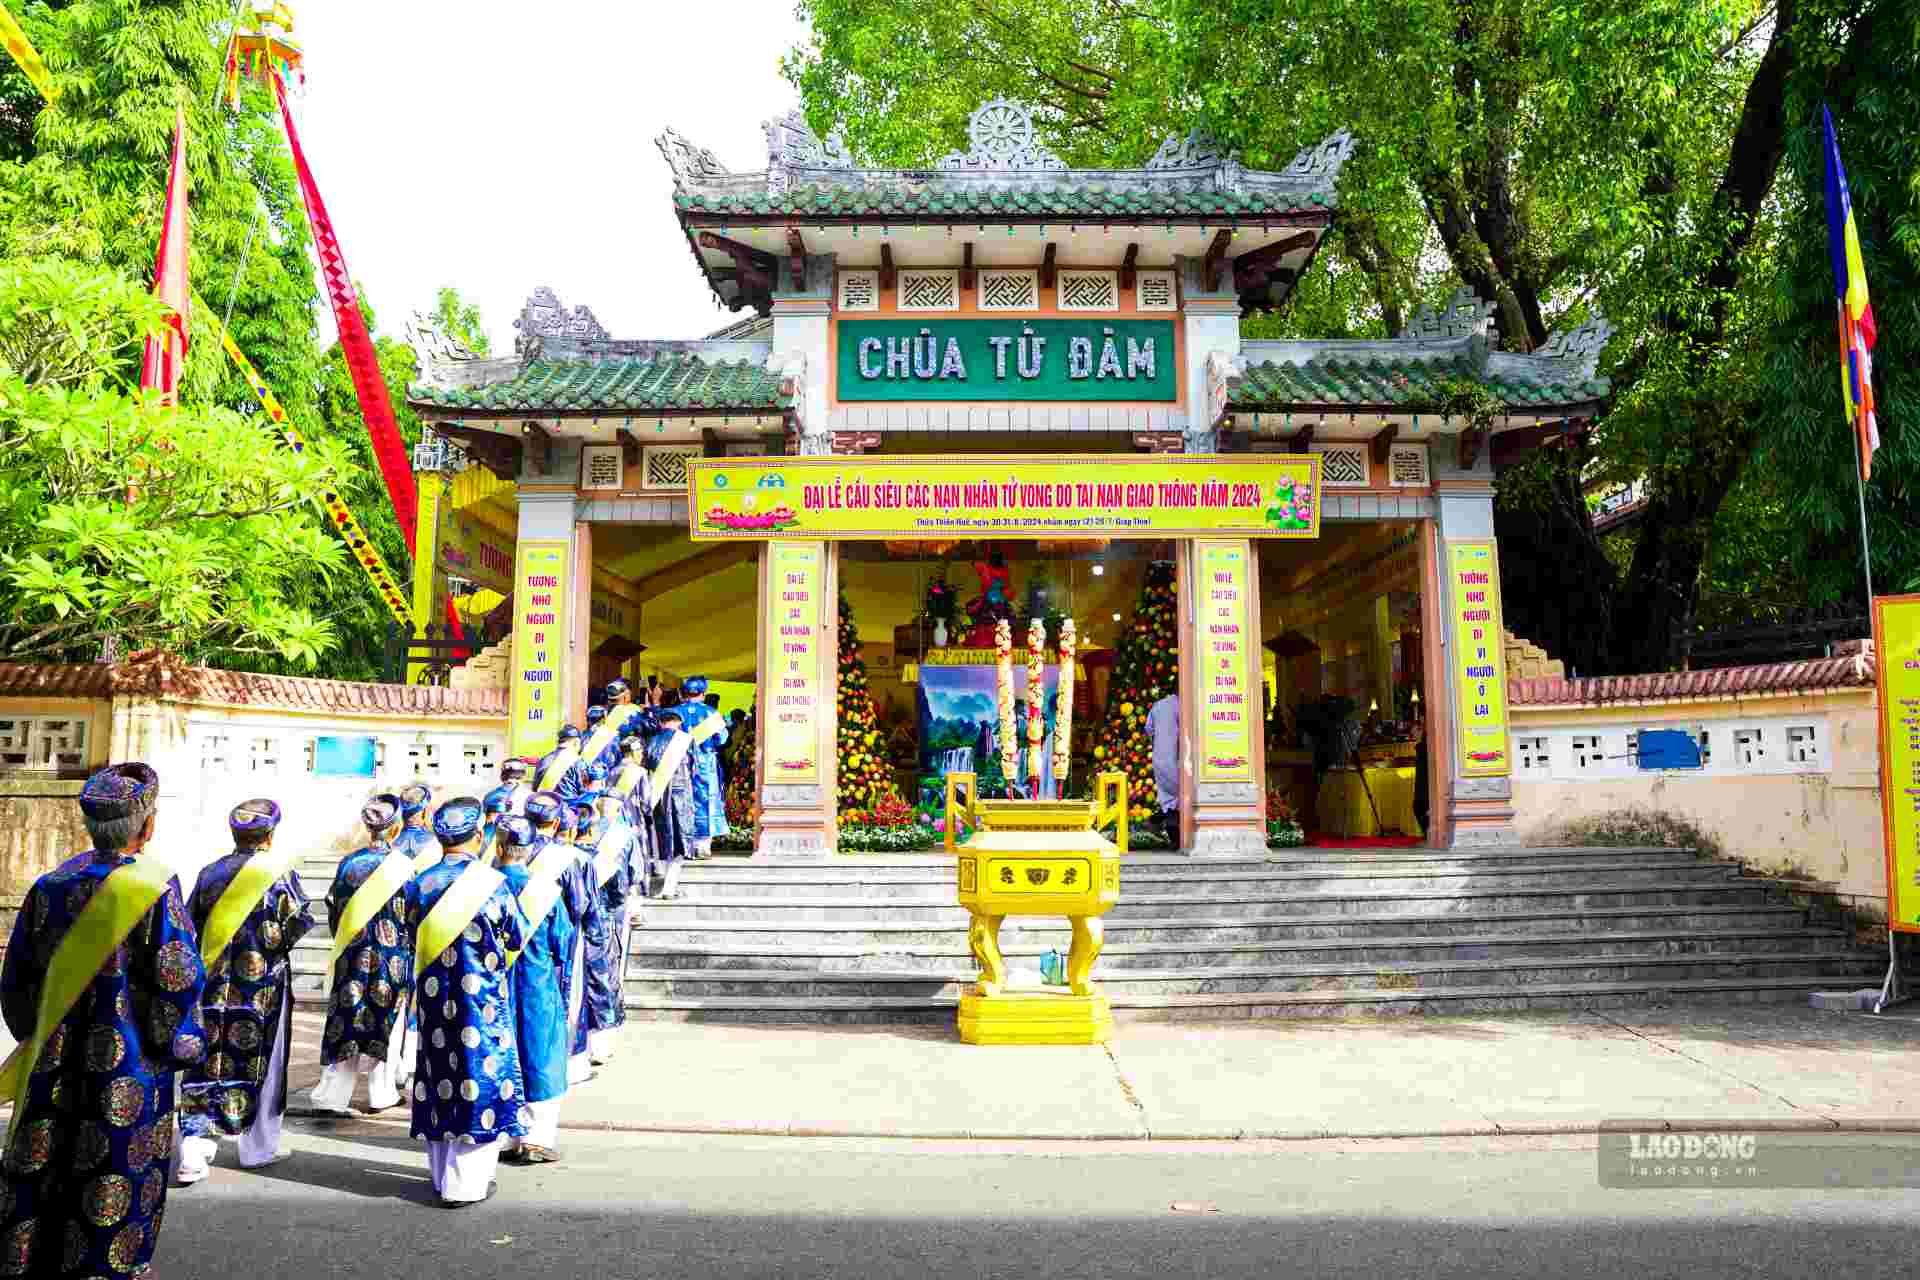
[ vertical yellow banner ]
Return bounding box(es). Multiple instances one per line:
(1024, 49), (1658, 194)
(1448, 541), (1511, 776)
(1875, 595), (1920, 931)
(1195, 540), (1254, 782)
(763, 542), (824, 783)
(509, 541), (568, 758)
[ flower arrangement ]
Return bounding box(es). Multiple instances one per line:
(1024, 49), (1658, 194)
(1026, 617), (1046, 796)
(924, 573), (958, 625)
(1053, 617), (1076, 796)
(1264, 787), (1306, 848)
(995, 618), (1017, 797)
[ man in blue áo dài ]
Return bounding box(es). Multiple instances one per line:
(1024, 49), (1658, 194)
(177, 799), (315, 1182)
(0, 763), (209, 1278)
(478, 790), (512, 864)
(564, 802), (606, 1085)
(308, 794), (418, 1118)
(645, 709), (696, 899)
(410, 797), (528, 1208)
(672, 677), (729, 859)
(492, 818), (575, 1165)
(609, 733), (656, 898)
(490, 758), (534, 819)
(534, 725), (589, 804)
(582, 794), (637, 1065)
(523, 794), (597, 1096)
(393, 784), (436, 861)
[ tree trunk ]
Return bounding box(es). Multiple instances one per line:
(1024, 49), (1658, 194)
(1494, 454), (1616, 677)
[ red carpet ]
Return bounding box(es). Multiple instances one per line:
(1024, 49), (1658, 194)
(1305, 834), (1424, 848)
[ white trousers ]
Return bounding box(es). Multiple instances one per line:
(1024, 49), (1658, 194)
(566, 928), (591, 1084)
(426, 1135), (502, 1203)
(308, 998), (410, 1113)
(513, 1098), (562, 1151)
(178, 995), (290, 1177)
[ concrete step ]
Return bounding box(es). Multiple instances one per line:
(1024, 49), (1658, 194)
(628, 882), (1776, 925)
(628, 926), (1854, 973)
(616, 974), (1876, 1024)
(665, 859), (1738, 902)
(622, 950), (1878, 1000)
(626, 902), (1811, 948)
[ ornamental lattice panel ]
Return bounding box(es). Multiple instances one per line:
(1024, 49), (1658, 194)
(1057, 271), (1119, 311)
(0, 716), (88, 771)
(1314, 444), (1370, 487)
(838, 271), (878, 312)
(581, 444), (624, 492)
(898, 270), (959, 311)
(978, 270), (1038, 311)
(1135, 270), (1177, 311)
(642, 445), (702, 491)
(1387, 444), (1430, 487)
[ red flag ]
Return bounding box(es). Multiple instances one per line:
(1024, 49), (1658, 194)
(139, 104), (190, 403)
(273, 75), (420, 551)
(444, 596), (470, 662)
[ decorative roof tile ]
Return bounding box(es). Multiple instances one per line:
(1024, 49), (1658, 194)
(1229, 342), (1608, 415)
(1510, 649), (1874, 708)
(672, 184), (1329, 221)
(410, 354), (792, 416)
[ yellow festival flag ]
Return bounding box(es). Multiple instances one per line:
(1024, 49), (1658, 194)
(0, 3), (60, 103)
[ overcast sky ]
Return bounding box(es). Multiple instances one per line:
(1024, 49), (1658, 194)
(292, 1), (810, 353)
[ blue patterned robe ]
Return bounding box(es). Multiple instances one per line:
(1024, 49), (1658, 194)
(0, 851), (209, 1279)
(180, 851), (315, 1136)
(582, 822), (636, 1034)
(533, 746), (587, 803)
(409, 857), (528, 1143)
(319, 842), (418, 1066)
(497, 861), (576, 1103)
(393, 823), (436, 862)
(673, 700), (730, 839)
(568, 844), (605, 1056)
(645, 729), (695, 865)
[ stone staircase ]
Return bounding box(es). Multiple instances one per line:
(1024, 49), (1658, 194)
(285, 846), (1877, 1024)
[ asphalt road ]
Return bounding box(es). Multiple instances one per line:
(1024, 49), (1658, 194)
(158, 1125), (1920, 1279)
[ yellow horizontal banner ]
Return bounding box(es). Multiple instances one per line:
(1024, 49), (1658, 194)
(687, 454), (1322, 541)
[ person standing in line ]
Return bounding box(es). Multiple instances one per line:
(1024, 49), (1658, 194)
(494, 758), (534, 816)
(583, 793), (637, 1066)
(1148, 692), (1181, 844)
(394, 784), (436, 860)
(177, 799), (315, 1181)
(644, 709), (695, 899)
(493, 817), (574, 1165)
(522, 794), (597, 1095)
(0, 763), (209, 1277)
(672, 677), (729, 859)
(308, 794), (418, 1118)
(534, 725), (589, 804)
(478, 789), (512, 863)
(564, 802), (606, 1085)
(409, 797), (527, 1207)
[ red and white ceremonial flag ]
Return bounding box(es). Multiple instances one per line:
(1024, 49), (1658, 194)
(139, 104), (191, 403)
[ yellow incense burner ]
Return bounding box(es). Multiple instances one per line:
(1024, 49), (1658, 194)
(944, 771), (1127, 1044)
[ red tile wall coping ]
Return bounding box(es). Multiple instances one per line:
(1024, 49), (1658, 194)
(0, 652), (508, 717)
(1511, 644), (1876, 709)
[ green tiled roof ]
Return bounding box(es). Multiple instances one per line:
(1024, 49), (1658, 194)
(410, 356), (791, 415)
(1229, 352), (1607, 412)
(674, 185), (1330, 221)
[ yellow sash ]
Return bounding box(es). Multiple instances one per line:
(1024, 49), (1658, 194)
(198, 844), (304, 971)
(505, 843), (575, 968)
(412, 860), (507, 981)
(592, 830), (628, 887)
(537, 745), (581, 792)
(579, 703), (641, 772)
(648, 729), (692, 803)
(328, 849), (415, 974)
(688, 711), (725, 745)
(611, 762), (646, 799)
(0, 856), (177, 1137)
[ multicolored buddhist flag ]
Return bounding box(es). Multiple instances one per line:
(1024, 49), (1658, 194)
(1822, 105), (1879, 482)
(139, 104), (191, 404)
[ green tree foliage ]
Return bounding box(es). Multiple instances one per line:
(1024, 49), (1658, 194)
(789, 0), (1890, 673)
(0, 0), (442, 678)
(431, 285), (490, 357)
(0, 257), (347, 662)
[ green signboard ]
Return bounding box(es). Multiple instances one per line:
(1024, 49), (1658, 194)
(837, 318), (1178, 402)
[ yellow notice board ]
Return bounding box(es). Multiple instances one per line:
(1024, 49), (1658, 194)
(1448, 541), (1511, 776)
(687, 454), (1322, 541)
(1195, 541), (1255, 782)
(508, 541), (568, 758)
(1875, 595), (1920, 931)
(763, 543), (824, 783)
